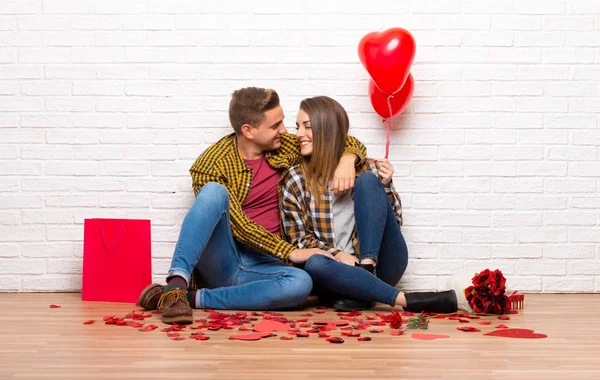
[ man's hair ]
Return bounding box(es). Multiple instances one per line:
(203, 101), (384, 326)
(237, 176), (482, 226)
(229, 87), (280, 135)
(298, 96), (349, 197)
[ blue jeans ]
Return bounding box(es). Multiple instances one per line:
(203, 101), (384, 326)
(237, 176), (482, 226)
(304, 172), (409, 306)
(168, 182), (313, 310)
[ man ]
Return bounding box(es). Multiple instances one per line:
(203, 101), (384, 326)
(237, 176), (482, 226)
(138, 87), (367, 324)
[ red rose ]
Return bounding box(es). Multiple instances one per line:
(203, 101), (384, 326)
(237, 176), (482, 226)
(470, 295), (490, 314)
(472, 269), (493, 287)
(491, 269), (507, 295)
(389, 310), (403, 329)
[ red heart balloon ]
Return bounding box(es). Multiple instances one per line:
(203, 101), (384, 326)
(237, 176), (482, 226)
(358, 28), (416, 95)
(369, 73), (414, 119)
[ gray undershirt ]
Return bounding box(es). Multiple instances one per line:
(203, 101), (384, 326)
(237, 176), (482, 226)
(332, 191), (356, 255)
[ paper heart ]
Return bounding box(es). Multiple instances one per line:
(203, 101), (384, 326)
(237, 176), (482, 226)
(483, 328), (547, 339)
(252, 320), (291, 332)
(312, 320), (348, 326)
(358, 28), (416, 95)
(411, 333), (451, 341)
(228, 332), (273, 341)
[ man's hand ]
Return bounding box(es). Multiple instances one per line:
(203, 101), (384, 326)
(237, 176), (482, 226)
(375, 158), (394, 186)
(334, 251), (358, 266)
(288, 248), (334, 264)
(331, 152), (357, 195)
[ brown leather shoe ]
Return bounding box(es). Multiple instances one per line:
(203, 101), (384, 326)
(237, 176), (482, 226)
(157, 288), (193, 324)
(137, 283), (165, 311)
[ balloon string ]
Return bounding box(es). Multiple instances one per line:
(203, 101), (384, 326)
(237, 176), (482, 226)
(383, 95), (394, 159)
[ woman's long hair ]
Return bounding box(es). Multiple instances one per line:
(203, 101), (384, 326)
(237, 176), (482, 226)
(298, 96), (349, 197)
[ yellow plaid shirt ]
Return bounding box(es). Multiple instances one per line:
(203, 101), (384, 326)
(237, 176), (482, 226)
(280, 159), (403, 256)
(189, 132), (366, 261)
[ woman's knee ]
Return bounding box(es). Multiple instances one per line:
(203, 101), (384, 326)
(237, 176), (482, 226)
(356, 172), (382, 191)
(304, 254), (335, 278)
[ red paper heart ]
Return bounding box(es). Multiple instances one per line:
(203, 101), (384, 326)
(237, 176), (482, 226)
(228, 332), (273, 341)
(358, 28), (416, 95)
(484, 328), (547, 339)
(411, 333), (451, 341)
(252, 320), (291, 332)
(312, 320), (348, 326)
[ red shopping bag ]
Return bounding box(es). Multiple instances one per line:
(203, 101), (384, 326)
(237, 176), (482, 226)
(82, 219), (152, 303)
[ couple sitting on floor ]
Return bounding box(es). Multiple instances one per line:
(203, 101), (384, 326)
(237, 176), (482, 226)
(137, 87), (457, 324)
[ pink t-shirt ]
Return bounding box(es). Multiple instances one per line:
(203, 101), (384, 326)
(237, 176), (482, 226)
(242, 155), (282, 236)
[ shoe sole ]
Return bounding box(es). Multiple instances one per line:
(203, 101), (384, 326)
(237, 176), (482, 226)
(137, 283), (163, 310)
(162, 314), (194, 325)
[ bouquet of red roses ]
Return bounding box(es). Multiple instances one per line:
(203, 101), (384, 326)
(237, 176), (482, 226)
(464, 269), (511, 315)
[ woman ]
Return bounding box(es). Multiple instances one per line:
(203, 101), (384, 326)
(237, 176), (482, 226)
(280, 96), (457, 313)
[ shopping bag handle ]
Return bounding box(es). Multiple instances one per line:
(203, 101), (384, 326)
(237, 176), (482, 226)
(100, 223), (126, 252)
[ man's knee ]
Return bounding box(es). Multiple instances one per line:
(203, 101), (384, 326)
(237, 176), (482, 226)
(281, 269), (313, 305)
(303, 254), (334, 279)
(194, 182), (229, 211)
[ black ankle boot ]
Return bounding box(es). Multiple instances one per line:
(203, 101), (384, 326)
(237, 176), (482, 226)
(404, 290), (458, 314)
(333, 263), (376, 312)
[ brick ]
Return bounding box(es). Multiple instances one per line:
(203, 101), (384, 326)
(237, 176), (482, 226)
(45, 97), (95, 112)
(518, 130), (569, 145)
(22, 210), (74, 224)
(542, 277), (593, 292)
(492, 146), (544, 160)
(492, 246), (542, 259)
(548, 147), (597, 161)
(467, 195), (516, 210)
(98, 162), (150, 177)
(46, 226), (83, 241)
(43, 32), (94, 46)
(492, 15), (541, 30)
(492, 82), (544, 96)
(463, 228), (515, 243)
(94, 0), (146, 14)
(0, 161), (41, 175)
(572, 197), (600, 209)
(514, 32), (565, 47)
(0, 64), (41, 79)
(572, 131), (600, 145)
(125, 81), (177, 96)
(21, 114), (72, 128)
(0, 258), (45, 274)
(440, 213), (490, 227)
(97, 64), (147, 79)
(98, 193), (150, 208)
(0, 244), (19, 257)
(465, 162), (516, 177)
(571, 228), (600, 243)
(72, 82), (124, 96)
(466, 130), (517, 144)
(96, 97), (148, 112)
(0, 226), (45, 241)
(412, 194), (466, 210)
(29, 235), (69, 256)
(47, 259), (82, 274)
(516, 195), (568, 209)
(412, 260), (464, 275)
(440, 245), (491, 259)
(121, 15), (174, 30)
(0, 146), (18, 159)
(440, 178), (490, 193)
(403, 211), (439, 227)
(463, 260), (516, 274)
(544, 115), (597, 129)
(544, 16), (594, 31)
(46, 195), (97, 208)
(545, 179), (596, 193)
(568, 162), (600, 177)
(517, 65), (569, 80)
(44, 65), (95, 79)
(0, 1), (41, 14)
(492, 213), (543, 227)
(96, 31), (146, 46)
(22, 275), (81, 291)
(99, 130), (151, 145)
(45, 161), (97, 176)
(516, 260), (566, 275)
(507, 276), (542, 292)
(517, 227), (568, 243)
(0, 211), (19, 225)
(493, 178), (544, 193)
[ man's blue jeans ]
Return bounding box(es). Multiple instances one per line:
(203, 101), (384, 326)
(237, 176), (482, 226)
(304, 172), (409, 306)
(167, 182), (312, 310)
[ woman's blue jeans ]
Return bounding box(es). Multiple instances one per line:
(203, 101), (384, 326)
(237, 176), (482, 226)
(304, 172), (409, 306)
(167, 182), (312, 310)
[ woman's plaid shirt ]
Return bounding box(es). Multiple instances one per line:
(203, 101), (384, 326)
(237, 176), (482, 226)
(280, 159), (403, 257)
(189, 132), (366, 261)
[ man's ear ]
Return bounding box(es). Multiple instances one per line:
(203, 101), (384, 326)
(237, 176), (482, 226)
(240, 124), (254, 140)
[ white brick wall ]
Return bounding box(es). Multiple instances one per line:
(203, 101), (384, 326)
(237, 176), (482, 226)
(0, 0), (599, 293)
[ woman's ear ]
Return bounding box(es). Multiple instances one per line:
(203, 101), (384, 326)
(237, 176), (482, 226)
(240, 123), (254, 140)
